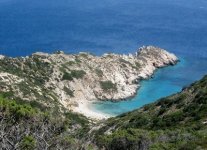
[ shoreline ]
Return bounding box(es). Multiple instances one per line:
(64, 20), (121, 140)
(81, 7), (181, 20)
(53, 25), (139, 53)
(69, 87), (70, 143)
(74, 60), (181, 120)
(73, 100), (112, 120)
(0, 46), (178, 120)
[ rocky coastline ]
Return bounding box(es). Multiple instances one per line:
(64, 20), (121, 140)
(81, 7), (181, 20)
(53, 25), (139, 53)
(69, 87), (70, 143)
(0, 46), (178, 119)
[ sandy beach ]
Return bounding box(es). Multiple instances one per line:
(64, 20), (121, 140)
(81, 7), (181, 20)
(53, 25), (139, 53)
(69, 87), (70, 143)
(73, 100), (112, 120)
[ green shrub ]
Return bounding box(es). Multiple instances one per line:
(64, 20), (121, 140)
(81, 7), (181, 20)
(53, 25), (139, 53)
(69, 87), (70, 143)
(129, 115), (149, 128)
(64, 86), (74, 97)
(151, 109), (187, 128)
(62, 70), (86, 81)
(135, 62), (140, 68)
(100, 81), (117, 92)
(95, 69), (103, 77)
(62, 72), (73, 81)
(162, 111), (184, 126)
(0, 96), (39, 120)
(79, 53), (88, 58)
(20, 136), (36, 150)
(70, 70), (86, 79)
(59, 136), (76, 148)
(0, 91), (14, 98)
(64, 112), (89, 126)
(119, 58), (134, 68)
(67, 61), (75, 66)
(149, 142), (176, 150)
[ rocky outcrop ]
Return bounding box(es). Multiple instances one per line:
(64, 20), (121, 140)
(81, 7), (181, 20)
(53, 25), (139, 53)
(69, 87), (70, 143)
(0, 46), (178, 118)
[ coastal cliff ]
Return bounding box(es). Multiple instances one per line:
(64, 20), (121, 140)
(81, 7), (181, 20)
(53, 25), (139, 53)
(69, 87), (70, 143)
(0, 46), (178, 118)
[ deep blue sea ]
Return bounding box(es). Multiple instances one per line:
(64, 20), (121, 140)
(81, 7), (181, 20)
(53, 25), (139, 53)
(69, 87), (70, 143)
(0, 0), (207, 116)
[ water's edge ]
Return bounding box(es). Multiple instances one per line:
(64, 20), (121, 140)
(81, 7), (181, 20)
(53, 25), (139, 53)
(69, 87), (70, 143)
(89, 58), (188, 117)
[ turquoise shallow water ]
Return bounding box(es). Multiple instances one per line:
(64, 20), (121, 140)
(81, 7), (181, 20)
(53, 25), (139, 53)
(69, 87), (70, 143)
(89, 57), (205, 116)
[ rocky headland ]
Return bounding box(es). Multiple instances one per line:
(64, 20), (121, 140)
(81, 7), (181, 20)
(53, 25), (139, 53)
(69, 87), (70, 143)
(0, 46), (178, 119)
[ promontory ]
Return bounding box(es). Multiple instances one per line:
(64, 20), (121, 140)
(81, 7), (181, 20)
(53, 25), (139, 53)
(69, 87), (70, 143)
(0, 46), (178, 119)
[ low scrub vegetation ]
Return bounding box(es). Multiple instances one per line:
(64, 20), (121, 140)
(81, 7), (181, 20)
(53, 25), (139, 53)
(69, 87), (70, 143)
(62, 70), (86, 81)
(94, 75), (207, 150)
(100, 80), (117, 92)
(95, 68), (103, 77)
(63, 86), (74, 97)
(0, 95), (90, 149)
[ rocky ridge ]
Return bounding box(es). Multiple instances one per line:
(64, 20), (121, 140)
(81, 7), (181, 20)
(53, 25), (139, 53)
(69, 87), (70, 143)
(0, 46), (178, 118)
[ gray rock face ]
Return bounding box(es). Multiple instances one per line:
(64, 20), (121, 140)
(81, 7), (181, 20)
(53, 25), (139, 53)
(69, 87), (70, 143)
(0, 46), (178, 118)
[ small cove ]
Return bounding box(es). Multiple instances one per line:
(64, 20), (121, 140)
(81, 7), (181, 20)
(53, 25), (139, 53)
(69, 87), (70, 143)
(88, 58), (195, 116)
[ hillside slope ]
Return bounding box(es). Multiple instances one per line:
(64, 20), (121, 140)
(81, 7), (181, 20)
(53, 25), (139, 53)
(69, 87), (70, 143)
(0, 93), (91, 149)
(93, 75), (207, 150)
(1, 71), (207, 149)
